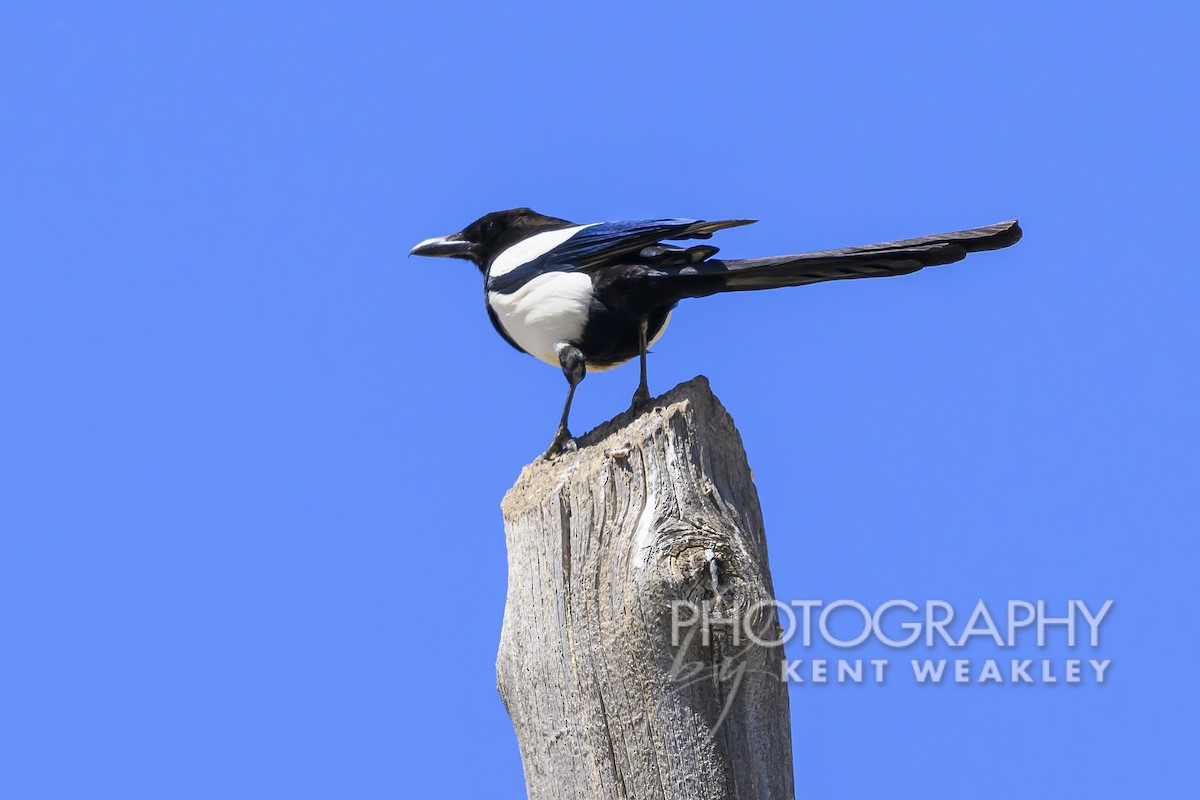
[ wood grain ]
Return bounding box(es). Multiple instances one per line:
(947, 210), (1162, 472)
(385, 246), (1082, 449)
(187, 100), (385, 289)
(497, 376), (794, 800)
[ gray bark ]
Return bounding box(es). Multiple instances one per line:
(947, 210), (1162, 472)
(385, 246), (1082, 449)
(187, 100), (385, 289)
(497, 376), (794, 800)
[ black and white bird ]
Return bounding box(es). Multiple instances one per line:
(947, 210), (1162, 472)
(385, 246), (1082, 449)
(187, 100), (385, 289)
(411, 209), (1022, 457)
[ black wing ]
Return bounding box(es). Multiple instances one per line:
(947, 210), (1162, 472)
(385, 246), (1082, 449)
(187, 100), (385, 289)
(486, 218), (755, 294)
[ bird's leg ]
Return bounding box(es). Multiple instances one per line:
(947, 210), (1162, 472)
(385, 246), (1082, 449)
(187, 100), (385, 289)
(546, 382), (578, 457)
(546, 344), (586, 459)
(630, 317), (652, 413)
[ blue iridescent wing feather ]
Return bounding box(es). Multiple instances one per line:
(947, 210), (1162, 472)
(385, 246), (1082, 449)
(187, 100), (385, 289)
(487, 218), (754, 293)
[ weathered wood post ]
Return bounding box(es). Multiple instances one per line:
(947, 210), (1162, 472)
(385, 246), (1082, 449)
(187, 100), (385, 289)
(497, 376), (794, 800)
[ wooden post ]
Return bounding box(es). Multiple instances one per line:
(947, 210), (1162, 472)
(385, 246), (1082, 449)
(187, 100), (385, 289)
(497, 376), (794, 800)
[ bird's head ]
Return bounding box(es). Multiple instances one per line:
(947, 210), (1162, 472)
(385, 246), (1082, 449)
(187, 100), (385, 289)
(409, 208), (574, 271)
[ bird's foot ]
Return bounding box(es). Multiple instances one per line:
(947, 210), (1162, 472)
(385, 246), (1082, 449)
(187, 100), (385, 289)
(543, 426), (578, 460)
(630, 386), (652, 415)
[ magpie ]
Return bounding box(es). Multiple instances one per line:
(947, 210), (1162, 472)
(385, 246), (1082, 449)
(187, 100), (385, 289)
(411, 209), (1022, 458)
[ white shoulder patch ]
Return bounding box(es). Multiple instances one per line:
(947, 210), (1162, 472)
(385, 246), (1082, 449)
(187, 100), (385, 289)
(489, 224), (596, 278)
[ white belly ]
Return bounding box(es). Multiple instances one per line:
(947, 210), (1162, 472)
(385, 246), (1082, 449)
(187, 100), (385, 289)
(487, 272), (593, 367)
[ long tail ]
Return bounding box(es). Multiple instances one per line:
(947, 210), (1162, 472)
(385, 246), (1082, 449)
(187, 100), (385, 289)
(685, 219), (1022, 293)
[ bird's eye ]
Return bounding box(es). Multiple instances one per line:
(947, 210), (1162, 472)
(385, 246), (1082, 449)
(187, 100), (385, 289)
(484, 220), (501, 237)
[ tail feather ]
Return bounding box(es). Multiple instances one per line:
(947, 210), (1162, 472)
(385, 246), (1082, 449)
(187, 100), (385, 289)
(678, 219), (1021, 293)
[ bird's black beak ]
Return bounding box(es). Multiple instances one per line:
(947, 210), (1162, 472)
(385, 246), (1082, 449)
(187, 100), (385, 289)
(409, 232), (476, 259)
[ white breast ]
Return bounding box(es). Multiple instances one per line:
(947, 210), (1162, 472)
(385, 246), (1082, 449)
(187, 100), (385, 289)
(487, 272), (593, 367)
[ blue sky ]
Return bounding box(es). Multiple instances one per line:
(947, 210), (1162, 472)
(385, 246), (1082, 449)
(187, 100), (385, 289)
(2, 2), (1197, 797)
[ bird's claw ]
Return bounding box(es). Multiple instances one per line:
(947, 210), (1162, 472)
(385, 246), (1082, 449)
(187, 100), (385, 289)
(543, 428), (578, 460)
(630, 387), (652, 415)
